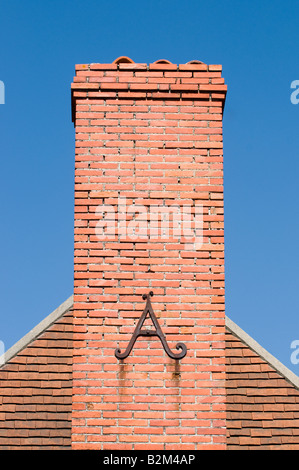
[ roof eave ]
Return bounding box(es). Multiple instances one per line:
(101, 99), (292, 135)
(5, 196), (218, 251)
(0, 295), (73, 367)
(226, 315), (299, 390)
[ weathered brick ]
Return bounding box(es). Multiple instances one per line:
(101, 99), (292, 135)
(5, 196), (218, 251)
(71, 58), (227, 450)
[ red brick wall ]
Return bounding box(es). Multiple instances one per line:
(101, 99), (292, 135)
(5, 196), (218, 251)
(0, 311), (73, 449)
(226, 330), (299, 449)
(72, 58), (227, 450)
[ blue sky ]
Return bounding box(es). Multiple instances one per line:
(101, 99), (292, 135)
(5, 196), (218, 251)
(0, 0), (298, 373)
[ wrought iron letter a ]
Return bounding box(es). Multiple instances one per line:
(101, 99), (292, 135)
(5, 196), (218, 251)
(115, 291), (187, 360)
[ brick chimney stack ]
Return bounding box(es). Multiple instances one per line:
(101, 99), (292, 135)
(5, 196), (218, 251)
(71, 56), (227, 450)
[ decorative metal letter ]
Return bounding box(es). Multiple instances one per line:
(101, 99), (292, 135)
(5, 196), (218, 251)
(115, 291), (187, 360)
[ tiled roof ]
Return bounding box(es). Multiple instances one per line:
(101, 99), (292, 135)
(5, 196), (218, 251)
(0, 298), (298, 449)
(0, 299), (73, 449)
(226, 319), (299, 450)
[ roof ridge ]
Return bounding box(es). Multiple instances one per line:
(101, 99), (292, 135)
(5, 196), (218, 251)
(0, 295), (73, 367)
(226, 315), (299, 390)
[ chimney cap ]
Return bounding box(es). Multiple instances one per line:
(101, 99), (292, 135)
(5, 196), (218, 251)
(113, 56), (135, 64)
(187, 60), (204, 64)
(153, 59), (173, 64)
